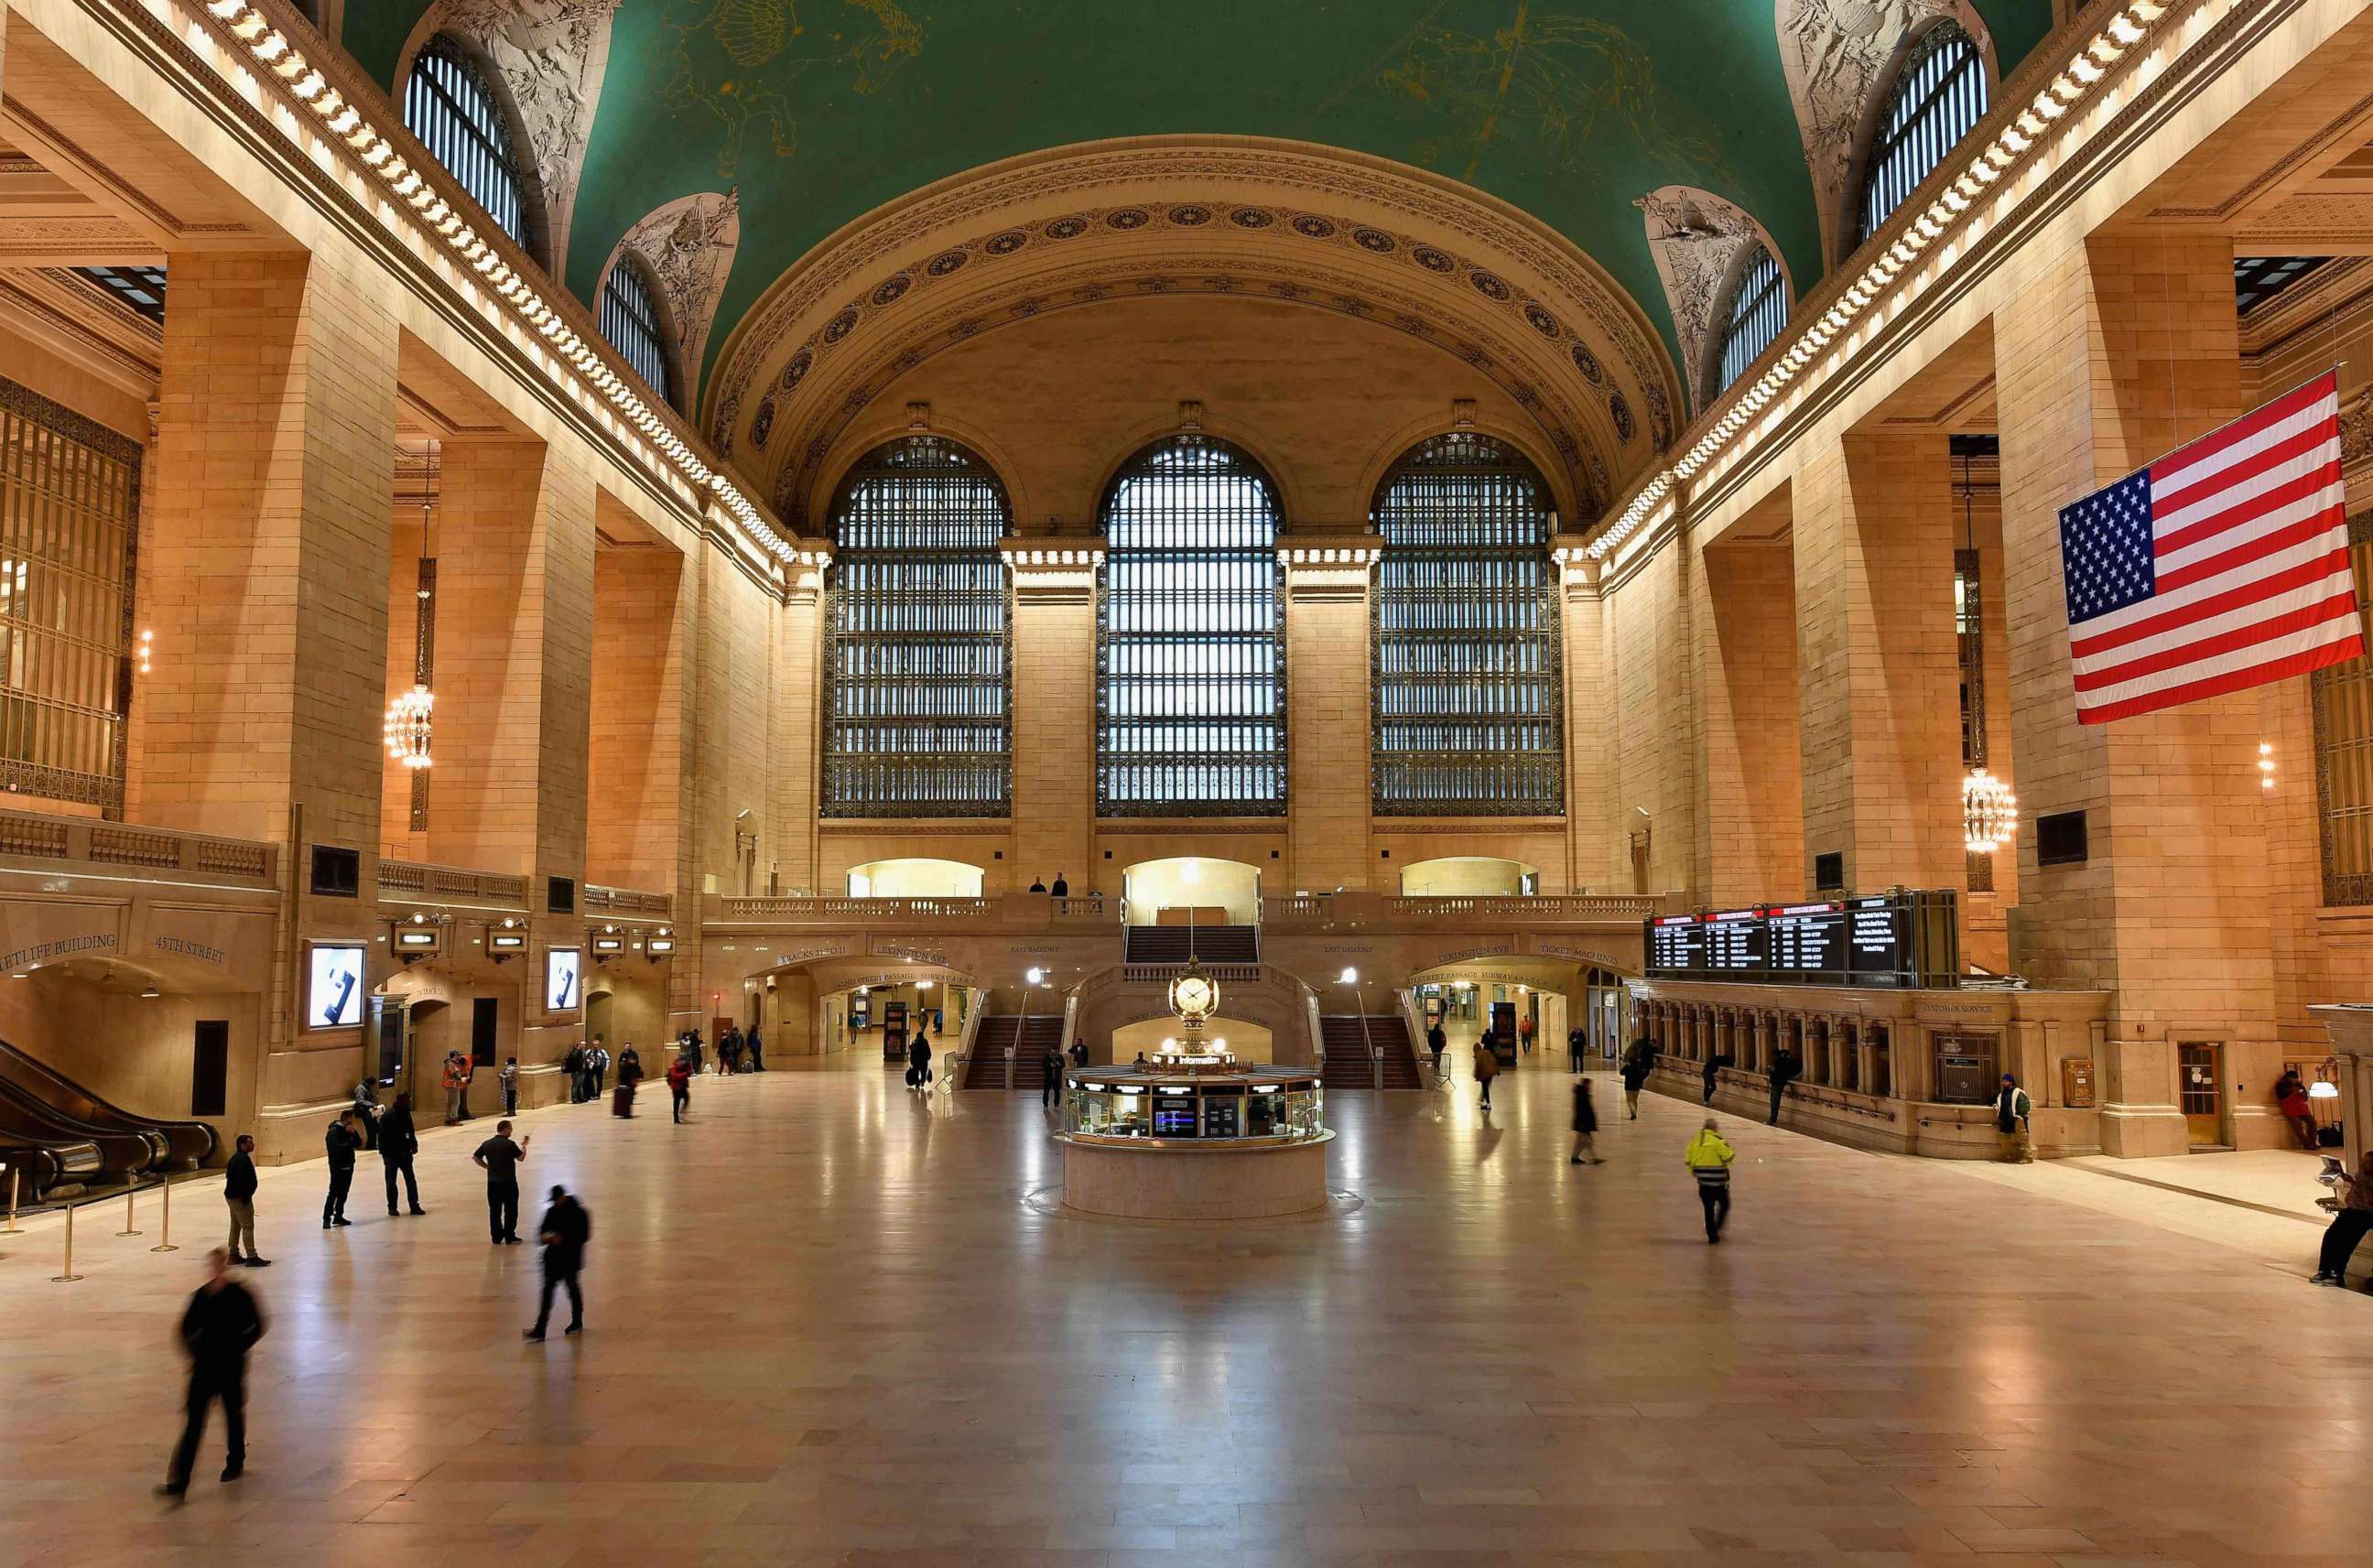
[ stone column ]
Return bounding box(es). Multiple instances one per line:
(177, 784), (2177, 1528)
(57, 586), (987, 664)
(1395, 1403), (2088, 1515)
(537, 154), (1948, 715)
(1697, 536), (1804, 903)
(587, 538), (687, 892)
(1792, 431), (1963, 892)
(1993, 232), (2280, 1156)
(135, 248), (398, 1153)
(1557, 544), (1616, 892)
(1004, 545), (1100, 892)
(771, 549), (824, 897)
(1281, 538), (1381, 892)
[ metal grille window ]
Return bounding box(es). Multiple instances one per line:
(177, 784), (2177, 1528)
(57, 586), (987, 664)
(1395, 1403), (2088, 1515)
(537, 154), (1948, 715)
(0, 377), (138, 811)
(1371, 433), (1563, 815)
(824, 437), (1013, 817)
(1858, 22), (1988, 244)
(2312, 509), (2373, 903)
(1716, 245), (1786, 395)
(402, 36), (532, 259)
(599, 257), (675, 408)
(1097, 437), (1284, 815)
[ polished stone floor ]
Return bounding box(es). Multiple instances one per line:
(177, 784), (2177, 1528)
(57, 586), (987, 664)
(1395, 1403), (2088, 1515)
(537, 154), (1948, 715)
(3, 1063), (2370, 1567)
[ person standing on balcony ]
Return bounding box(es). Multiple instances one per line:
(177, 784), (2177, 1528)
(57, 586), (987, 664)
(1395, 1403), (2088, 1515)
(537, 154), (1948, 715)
(1051, 871), (1068, 897)
(379, 1092), (425, 1217)
(1028, 876), (1046, 892)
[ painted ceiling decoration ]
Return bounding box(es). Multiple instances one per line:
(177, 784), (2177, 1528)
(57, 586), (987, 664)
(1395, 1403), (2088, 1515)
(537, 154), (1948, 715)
(603, 190), (743, 409)
(336, 0), (2056, 514)
(1636, 187), (1792, 415)
(1775, 0), (1998, 271)
(393, 0), (623, 273)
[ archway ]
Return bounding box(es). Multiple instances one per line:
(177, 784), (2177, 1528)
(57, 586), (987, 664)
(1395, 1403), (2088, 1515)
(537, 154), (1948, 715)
(1401, 955), (1592, 1069)
(846, 858), (985, 898)
(1397, 856), (1539, 896)
(1121, 856), (1260, 927)
(1110, 1014), (1273, 1065)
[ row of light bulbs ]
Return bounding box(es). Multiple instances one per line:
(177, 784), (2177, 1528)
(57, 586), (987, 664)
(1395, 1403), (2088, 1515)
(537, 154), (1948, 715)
(1588, 1), (2177, 564)
(195, 1), (791, 570)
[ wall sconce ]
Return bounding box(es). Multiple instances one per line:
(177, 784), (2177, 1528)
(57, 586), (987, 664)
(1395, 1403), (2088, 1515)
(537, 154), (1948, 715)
(2259, 741), (2275, 791)
(136, 629), (153, 676)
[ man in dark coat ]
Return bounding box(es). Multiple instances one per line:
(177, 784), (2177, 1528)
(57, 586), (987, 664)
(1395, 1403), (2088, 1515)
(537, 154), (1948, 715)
(379, 1092), (425, 1216)
(1703, 1049), (1734, 1105)
(745, 1025), (765, 1072)
(1767, 1046), (1802, 1126)
(1620, 1038), (1655, 1119)
(563, 1044), (585, 1103)
(524, 1185), (591, 1341)
(158, 1249), (265, 1498)
(322, 1109), (362, 1228)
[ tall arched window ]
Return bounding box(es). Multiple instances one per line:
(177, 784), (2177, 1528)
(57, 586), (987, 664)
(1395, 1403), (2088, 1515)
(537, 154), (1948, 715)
(1716, 244), (1787, 395)
(1371, 433), (1563, 816)
(403, 36), (533, 259)
(1098, 437), (1284, 815)
(1858, 22), (1988, 243)
(600, 255), (676, 408)
(823, 436), (1013, 817)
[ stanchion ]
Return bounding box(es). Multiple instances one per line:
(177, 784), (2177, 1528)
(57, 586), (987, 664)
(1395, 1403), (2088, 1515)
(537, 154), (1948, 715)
(2, 1167), (19, 1234)
(116, 1183), (142, 1238)
(150, 1174), (179, 1253)
(52, 1200), (81, 1281)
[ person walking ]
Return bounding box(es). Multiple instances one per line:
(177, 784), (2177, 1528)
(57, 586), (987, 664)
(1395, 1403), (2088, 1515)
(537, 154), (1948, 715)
(321, 1109), (361, 1228)
(612, 1046), (642, 1117)
(473, 1120), (529, 1244)
(523, 1184), (591, 1341)
(157, 1249), (265, 1498)
(1765, 1046), (1801, 1126)
(1991, 1073), (2035, 1163)
(563, 1044), (586, 1104)
(1473, 1039), (1500, 1110)
(1569, 1078), (1603, 1165)
(2310, 1147), (2373, 1289)
(379, 1092), (425, 1216)
(1620, 1038), (1654, 1119)
(745, 1024), (765, 1073)
(222, 1134), (268, 1268)
(1685, 1117), (1737, 1243)
(1426, 1021), (1447, 1078)
(499, 1057), (519, 1117)
(908, 1030), (933, 1090)
(1042, 1044), (1065, 1108)
(1518, 1011), (1535, 1055)
(666, 1051), (692, 1123)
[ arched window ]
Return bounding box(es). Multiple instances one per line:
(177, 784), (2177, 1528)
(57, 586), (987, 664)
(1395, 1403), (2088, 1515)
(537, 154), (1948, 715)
(403, 36), (532, 259)
(1858, 22), (1988, 243)
(1371, 433), (1563, 816)
(1716, 244), (1787, 395)
(1098, 437), (1284, 815)
(599, 255), (675, 408)
(823, 437), (1013, 817)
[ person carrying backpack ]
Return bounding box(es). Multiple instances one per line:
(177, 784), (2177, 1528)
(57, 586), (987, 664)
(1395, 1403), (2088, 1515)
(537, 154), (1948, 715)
(1684, 1118), (1736, 1243)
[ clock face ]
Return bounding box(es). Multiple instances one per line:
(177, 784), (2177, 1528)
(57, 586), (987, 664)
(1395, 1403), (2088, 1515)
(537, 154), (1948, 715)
(1174, 977), (1212, 1013)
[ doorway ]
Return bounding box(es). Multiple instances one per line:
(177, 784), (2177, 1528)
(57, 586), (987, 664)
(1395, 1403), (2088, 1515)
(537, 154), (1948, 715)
(2178, 1042), (2225, 1147)
(471, 997), (498, 1068)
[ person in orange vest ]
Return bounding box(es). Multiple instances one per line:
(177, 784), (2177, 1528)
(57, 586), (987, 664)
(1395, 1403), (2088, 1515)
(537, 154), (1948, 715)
(440, 1051), (473, 1125)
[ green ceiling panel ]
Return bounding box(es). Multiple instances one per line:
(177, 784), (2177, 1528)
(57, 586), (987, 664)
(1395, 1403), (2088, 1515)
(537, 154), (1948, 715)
(345, 0), (2056, 396)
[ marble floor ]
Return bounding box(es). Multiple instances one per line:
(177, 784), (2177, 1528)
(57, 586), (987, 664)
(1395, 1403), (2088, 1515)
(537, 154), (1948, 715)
(2, 1063), (2370, 1567)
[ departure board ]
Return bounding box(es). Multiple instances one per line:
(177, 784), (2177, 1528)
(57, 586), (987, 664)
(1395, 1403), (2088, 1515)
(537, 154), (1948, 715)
(1641, 890), (1955, 989)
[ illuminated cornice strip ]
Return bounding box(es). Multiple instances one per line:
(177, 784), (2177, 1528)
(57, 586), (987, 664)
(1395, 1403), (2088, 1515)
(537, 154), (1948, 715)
(1586, 0), (2178, 561)
(185, 0), (795, 568)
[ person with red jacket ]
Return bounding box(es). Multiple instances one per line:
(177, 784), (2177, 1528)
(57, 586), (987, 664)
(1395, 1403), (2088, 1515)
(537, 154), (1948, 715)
(666, 1051), (692, 1124)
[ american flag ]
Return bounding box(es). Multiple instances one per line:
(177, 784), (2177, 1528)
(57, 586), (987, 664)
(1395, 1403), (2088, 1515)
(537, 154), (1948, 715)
(2059, 371), (2363, 724)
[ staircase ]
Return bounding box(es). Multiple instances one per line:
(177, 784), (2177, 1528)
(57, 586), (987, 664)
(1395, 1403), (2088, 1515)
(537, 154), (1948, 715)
(1318, 1015), (1422, 1089)
(961, 1016), (1066, 1088)
(1123, 925), (1259, 965)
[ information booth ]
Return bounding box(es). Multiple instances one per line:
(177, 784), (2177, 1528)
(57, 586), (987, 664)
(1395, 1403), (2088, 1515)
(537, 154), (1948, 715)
(1057, 1044), (1330, 1218)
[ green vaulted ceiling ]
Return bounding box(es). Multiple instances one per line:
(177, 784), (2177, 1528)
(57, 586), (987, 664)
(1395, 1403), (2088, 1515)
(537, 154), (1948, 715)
(345, 0), (2054, 395)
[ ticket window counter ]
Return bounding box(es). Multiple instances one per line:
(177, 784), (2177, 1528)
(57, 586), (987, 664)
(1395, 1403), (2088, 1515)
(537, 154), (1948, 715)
(1067, 1076), (1322, 1143)
(1933, 1030), (1999, 1105)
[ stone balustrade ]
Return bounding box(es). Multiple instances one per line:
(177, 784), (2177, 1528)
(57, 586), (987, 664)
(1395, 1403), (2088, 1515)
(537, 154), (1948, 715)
(710, 892), (1111, 928)
(1261, 891), (1663, 930)
(376, 858), (529, 907)
(0, 808), (276, 883)
(583, 883), (672, 919)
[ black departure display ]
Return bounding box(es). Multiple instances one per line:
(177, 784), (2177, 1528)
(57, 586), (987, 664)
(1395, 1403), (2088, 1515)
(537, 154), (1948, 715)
(1642, 890), (1947, 989)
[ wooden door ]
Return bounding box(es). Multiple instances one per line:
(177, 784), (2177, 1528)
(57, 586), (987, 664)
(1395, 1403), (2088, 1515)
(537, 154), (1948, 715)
(2178, 1042), (2223, 1145)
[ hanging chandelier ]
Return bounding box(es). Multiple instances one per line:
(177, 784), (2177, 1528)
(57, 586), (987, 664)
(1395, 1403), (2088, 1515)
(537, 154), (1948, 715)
(385, 682), (434, 770)
(1963, 766), (2016, 854)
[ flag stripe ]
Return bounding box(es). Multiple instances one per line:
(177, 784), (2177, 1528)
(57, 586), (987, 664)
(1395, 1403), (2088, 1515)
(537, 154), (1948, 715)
(2152, 435), (2340, 553)
(2071, 544), (2354, 661)
(2149, 376), (2337, 492)
(2073, 588), (2360, 692)
(2154, 505), (2347, 597)
(2076, 623), (2365, 724)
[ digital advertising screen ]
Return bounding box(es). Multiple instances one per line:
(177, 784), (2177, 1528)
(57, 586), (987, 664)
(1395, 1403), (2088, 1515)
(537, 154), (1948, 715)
(307, 943), (365, 1028)
(544, 946), (581, 1012)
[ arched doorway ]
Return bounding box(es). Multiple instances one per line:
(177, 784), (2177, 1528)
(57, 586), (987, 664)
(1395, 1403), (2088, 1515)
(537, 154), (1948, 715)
(845, 858), (984, 898)
(1397, 856), (1538, 896)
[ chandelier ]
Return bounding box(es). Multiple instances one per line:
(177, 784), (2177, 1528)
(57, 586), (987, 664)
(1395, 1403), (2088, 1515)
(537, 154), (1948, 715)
(385, 684), (434, 770)
(1963, 766), (2016, 854)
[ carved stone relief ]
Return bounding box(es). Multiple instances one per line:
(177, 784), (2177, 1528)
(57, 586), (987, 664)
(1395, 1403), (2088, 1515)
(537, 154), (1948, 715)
(410, 0), (623, 270)
(611, 190), (742, 410)
(1635, 186), (1785, 415)
(1775, 0), (1989, 270)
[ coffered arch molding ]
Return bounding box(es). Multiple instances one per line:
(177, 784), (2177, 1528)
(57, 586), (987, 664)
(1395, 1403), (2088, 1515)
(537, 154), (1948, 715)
(1353, 412), (1579, 532)
(1081, 414), (1307, 535)
(810, 409), (1039, 534)
(708, 136), (1685, 531)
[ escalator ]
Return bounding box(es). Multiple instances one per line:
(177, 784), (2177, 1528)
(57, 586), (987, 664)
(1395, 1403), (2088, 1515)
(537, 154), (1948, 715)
(0, 1036), (215, 1199)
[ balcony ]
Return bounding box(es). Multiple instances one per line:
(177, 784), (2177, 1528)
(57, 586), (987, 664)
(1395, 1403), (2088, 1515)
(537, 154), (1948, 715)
(708, 892), (1114, 931)
(584, 883), (672, 919)
(376, 858), (527, 909)
(0, 808), (276, 884)
(1260, 891), (1663, 933)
